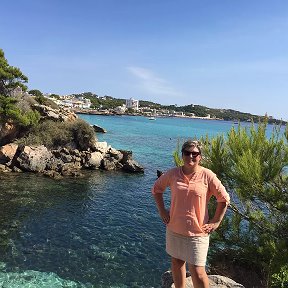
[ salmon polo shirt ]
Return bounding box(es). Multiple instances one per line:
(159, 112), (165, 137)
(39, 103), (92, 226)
(152, 166), (230, 236)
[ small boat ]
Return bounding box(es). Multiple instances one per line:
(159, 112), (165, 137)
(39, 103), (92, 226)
(148, 117), (156, 120)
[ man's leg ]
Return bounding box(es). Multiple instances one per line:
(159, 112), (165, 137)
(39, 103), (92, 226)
(188, 264), (209, 288)
(171, 257), (186, 288)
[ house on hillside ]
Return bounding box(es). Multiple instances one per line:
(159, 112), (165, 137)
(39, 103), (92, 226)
(126, 98), (139, 111)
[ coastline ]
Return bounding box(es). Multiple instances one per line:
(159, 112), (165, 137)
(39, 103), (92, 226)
(74, 109), (224, 121)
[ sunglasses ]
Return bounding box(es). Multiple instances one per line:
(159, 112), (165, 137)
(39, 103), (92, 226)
(183, 150), (201, 157)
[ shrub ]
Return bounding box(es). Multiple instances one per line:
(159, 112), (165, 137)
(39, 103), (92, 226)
(35, 96), (59, 109)
(0, 95), (40, 128)
(16, 119), (96, 150)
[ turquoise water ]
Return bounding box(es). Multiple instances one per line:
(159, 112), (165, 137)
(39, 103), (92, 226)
(0, 116), (281, 287)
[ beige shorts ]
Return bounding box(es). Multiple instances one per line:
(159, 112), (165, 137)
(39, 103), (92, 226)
(166, 229), (210, 266)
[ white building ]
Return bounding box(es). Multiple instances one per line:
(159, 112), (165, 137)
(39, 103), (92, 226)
(114, 104), (127, 114)
(126, 98), (139, 111)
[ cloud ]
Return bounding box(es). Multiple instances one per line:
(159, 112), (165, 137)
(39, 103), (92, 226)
(127, 66), (183, 98)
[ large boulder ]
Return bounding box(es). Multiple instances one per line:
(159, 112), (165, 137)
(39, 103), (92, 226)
(107, 147), (123, 161)
(85, 151), (103, 169)
(0, 122), (22, 146)
(33, 104), (78, 122)
(122, 159), (144, 173)
(91, 124), (107, 133)
(0, 143), (18, 164)
(16, 145), (53, 172)
(92, 141), (111, 154)
(119, 150), (144, 173)
(102, 157), (117, 171)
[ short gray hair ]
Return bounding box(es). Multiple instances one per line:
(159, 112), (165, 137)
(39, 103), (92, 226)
(181, 140), (202, 155)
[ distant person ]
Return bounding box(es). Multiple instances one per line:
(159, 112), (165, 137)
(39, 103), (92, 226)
(152, 140), (230, 288)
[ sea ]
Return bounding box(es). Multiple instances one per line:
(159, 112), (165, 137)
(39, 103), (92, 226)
(0, 115), (282, 288)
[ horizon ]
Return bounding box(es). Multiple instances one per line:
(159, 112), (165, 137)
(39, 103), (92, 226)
(1, 0), (287, 120)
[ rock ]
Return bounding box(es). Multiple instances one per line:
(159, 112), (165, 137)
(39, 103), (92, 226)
(45, 157), (65, 172)
(157, 170), (164, 178)
(102, 157), (117, 171)
(0, 143), (18, 164)
(43, 170), (63, 179)
(209, 275), (245, 287)
(161, 271), (245, 288)
(119, 150), (133, 163)
(33, 104), (78, 122)
(61, 154), (73, 163)
(85, 151), (103, 169)
(12, 166), (23, 173)
(16, 145), (53, 173)
(91, 124), (107, 133)
(60, 162), (83, 176)
(0, 141), (144, 176)
(0, 122), (21, 146)
(122, 159), (144, 173)
(93, 141), (111, 154)
(0, 164), (12, 172)
(108, 148), (123, 161)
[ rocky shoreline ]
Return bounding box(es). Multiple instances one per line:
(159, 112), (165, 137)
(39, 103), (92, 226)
(0, 104), (144, 178)
(0, 141), (144, 178)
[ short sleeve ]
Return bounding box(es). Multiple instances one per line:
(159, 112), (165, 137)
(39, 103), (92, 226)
(208, 174), (230, 204)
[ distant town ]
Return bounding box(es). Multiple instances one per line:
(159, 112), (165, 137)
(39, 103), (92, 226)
(39, 92), (218, 119)
(36, 91), (284, 125)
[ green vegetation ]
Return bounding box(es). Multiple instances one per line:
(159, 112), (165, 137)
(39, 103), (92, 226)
(73, 92), (283, 123)
(173, 121), (288, 287)
(0, 49), (40, 128)
(28, 89), (43, 97)
(139, 100), (162, 109)
(0, 49), (28, 95)
(0, 95), (39, 127)
(0, 49), (94, 150)
(34, 95), (59, 109)
(16, 119), (96, 150)
(162, 103), (282, 124)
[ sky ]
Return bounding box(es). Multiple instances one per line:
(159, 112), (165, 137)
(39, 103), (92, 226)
(1, 0), (288, 120)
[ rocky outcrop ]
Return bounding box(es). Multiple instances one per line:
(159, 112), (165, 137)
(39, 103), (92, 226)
(0, 105), (78, 146)
(0, 104), (144, 177)
(0, 143), (18, 165)
(0, 141), (144, 178)
(162, 271), (245, 288)
(0, 122), (22, 146)
(91, 124), (107, 133)
(16, 145), (53, 172)
(33, 104), (78, 122)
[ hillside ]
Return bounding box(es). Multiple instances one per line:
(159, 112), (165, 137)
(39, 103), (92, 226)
(72, 92), (284, 125)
